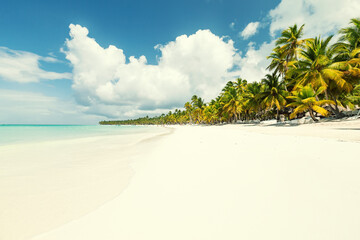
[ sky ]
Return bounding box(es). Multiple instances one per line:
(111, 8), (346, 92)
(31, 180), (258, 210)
(1, 0), (360, 124)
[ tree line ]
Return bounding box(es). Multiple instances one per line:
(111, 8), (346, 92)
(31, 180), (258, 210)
(100, 18), (360, 125)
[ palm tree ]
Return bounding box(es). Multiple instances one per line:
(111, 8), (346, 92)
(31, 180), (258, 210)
(203, 104), (218, 124)
(290, 36), (353, 117)
(347, 84), (360, 107)
(221, 81), (234, 94)
(214, 96), (226, 123)
(332, 19), (360, 93)
(336, 84), (360, 111)
(234, 78), (247, 96)
(184, 102), (193, 124)
(267, 46), (288, 76)
(339, 18), (360, 51)
(271, 24), (306, 92)
(243, 82), (263, 120)
(221, 87), (242, 123)
(267, 46), (297, 91)
(191, 95), (205, 123)
(287, 85), (335, 121)
(294, 36), (351, 90)
(258, 73), (287, 120)
(276, 24), (307, 68)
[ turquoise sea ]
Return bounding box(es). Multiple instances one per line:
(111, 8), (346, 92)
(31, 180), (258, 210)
(0, 125), (158, 146)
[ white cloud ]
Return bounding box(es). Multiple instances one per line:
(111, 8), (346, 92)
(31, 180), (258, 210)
(269, 0), (360, 38)
(63, 24), (239, 118)
(229, 22), (235, 30)
(235, 41), (273, 82)
(240, 22), (260, 39)
(0, 89), (102, 124)
(0, 47), (71, 83)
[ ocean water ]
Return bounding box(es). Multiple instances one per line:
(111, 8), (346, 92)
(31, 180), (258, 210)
(0, 125), (160, 146)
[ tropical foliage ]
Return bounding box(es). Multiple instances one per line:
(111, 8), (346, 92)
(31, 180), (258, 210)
(286, 86), (335, 121)
(101, 18), (360, 125)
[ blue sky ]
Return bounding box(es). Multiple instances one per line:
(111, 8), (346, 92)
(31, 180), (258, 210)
(0, 0), (359, 124)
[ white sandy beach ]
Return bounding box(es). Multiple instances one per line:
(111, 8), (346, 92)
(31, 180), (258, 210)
(0, 130), (169, 240)
(1, 120), (360, 240)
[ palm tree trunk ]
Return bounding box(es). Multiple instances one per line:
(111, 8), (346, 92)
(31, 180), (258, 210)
(325, 91), (344, 118)
(282, 72), (288, 92)
(332, 95), (345, 118)
(309, 109), (319, 122)
(324, 89), (338, 116)
(313, 88), (320, 101)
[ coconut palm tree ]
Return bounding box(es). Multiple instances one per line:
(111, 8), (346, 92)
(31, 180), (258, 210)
(221, 87), (242, 123)
(290, 36), (353, 117)
(287, 85), (335, 121)
(267, 46), (291, 78)
(203, 104), (218, 124)
(184, 102), (193, 124)
(258, 73), (287, 120)
(276, 24), (307, 67)
(191, 95), (205, 123)
(242, 82), (262, 120)
(347, 84), (360, 107)
(332, 19), (360, 88)
(339, 18), (360, 51)
(294, 36), (351, 90)
(221, 81), (234, 93)
(234, 78), (247, 96)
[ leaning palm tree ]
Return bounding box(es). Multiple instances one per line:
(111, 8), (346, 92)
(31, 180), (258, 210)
(258, 72), (287, 120)
(286, 85), (335, 122)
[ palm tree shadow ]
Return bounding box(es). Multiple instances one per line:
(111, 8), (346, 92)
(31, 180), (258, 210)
(334, 128), (360, 130)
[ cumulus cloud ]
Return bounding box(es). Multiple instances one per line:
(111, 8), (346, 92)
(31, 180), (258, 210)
(235, 41), (273, 82)
(269, 0), (360, 37)
(0, 47), (71, 83)
(0, 89), (102, 124)
(63, 24), (239, 118)
(240, 22), (260, 39)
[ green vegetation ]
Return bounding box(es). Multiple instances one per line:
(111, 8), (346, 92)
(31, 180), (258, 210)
(100, 18), (360, 125)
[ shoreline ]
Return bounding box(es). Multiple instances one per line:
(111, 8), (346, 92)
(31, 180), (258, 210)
(0, 125), (164, 147)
